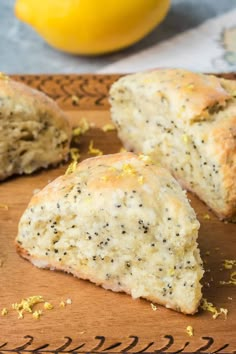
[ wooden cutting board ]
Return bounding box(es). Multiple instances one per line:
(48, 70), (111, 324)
(0, 74), (235, 354)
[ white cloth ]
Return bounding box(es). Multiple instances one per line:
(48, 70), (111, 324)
(98, 9), (236, 74)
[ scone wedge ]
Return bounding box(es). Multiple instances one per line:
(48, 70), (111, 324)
(16, 153), (204, 314)
(109, 69), (236, 221)
(0, 73), (71, 181)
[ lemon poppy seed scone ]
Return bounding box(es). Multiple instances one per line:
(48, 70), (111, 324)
(16, 152), (204, 314)
(0, 73), (71, 181)
(109, 69), (236, 221)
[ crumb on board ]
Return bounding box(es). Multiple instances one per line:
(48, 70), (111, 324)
(203, 213), (210, 220)
(0, 203), (8, 210)
(186, 325), (194, 337)
(59, 301), (66, 308)
(201, 298), (228, 319)
(150, 303), (157, 311)
(1, 308), (8, 316)
(205, 251), (210, 256)
(66, 298), (72, 305)
(71, 95), (80, 105)
(88, 140), (103, 156)
(102, 123), (116, 132)
(228, 297), (233, 300)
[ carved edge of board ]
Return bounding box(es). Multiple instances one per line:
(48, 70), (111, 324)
(11, 73), (236, 111)
(0, 334), (233, 354)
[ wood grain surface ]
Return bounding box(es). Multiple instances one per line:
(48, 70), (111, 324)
(0, 74), (235, 353)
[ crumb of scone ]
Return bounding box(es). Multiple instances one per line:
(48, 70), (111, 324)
(201, 298), (228, 319)
(71, 95), (80, 105)
(32, 310), (42, 320)
(205, 251), (210, 256)
(44, 302), (53, 310)
(102, 123), (116, 132)
(66, 298), (72, 305)
(228, 297), (233, 300)
(1, 308), (8, 316)
(150, 303), (157, 311)
(0, 203), (8, 210)
(186, 325), (194, 336)
(88, 140), (103, 156)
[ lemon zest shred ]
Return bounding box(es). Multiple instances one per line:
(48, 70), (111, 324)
(150, 303), (157, 311)
(88, 140), (103, 156)
(44, 302), (53, 310)
(72, 118), (90, 137)
(201, 298), (228, 319)
(69, 147), (80, 162)
(182, 134), (190, 144)
(102, 123), (116, 132)
(65, 161), (78, 175)
(203, 213), (210, 220)
(139, 154), (153, 164)
(1, 308), (8, 316)
(59, 301), (66, 308)
(223, 259), (236, 270)
(186, 325), (194, 336)
(32, 310), (42, 320)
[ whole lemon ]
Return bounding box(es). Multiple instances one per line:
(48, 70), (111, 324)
(15, 0), (170, 55)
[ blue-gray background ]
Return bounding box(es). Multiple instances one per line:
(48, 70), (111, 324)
(1, 0), (236, 73)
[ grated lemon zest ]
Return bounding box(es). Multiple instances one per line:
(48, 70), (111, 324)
(223, 259), (236, 270)
(102, 124), (116, 132)
(139, 154), (153, 164)
(186, 325), (194, 336)
(201, 298), (228, 319)
(1, 308), (8, 316)
(88, 140), (103, 156)
(138, 175), (144, 184)
(203, 214), (210, 220)
(150, 303), (157, 311)
(44, 302), (53, 310)
(32, 310), (42, 320)
(65, 161), (78, 175)
(72, 118), (90, 137)
(59, 301), (66, 308)
(69, 147), (80, 162)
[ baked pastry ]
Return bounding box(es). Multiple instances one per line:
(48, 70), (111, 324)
(16, 152), (203, 314)
(109, 69), (236, 221)
(0, 73), (71, 181)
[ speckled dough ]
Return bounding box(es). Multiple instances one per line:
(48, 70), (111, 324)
(0, 73), (71, 181)
(109, 69), (236, 221)
(16, 152), (204, 314)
